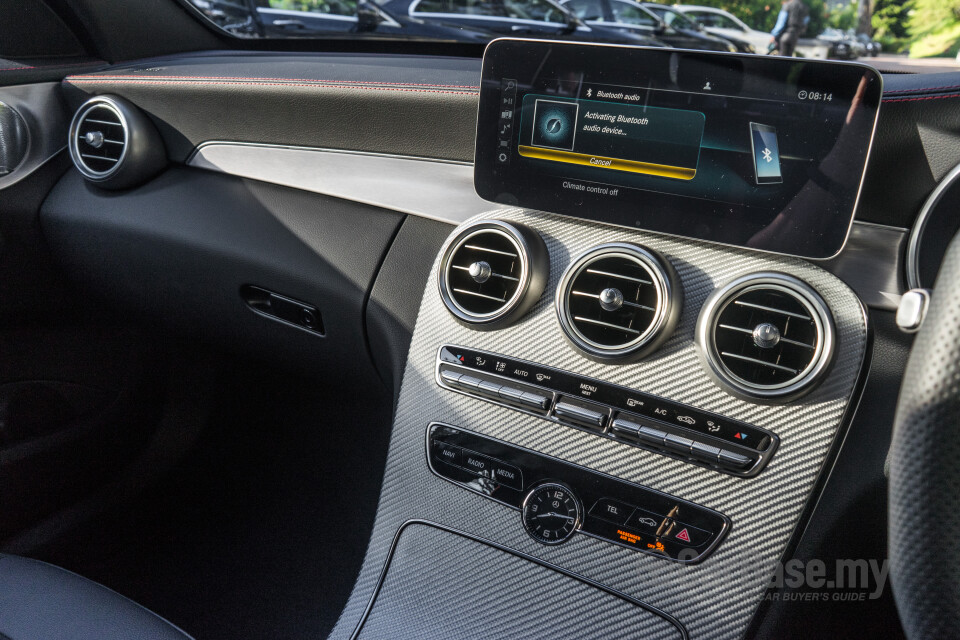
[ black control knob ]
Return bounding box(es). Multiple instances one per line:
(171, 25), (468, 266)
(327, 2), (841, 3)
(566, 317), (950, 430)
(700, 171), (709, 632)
(521, 483), (582, 545)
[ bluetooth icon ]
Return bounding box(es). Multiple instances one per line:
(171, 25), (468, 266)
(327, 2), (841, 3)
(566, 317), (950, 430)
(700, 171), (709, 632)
(762, 147), (773, 163)
(586, 88), (592, 98)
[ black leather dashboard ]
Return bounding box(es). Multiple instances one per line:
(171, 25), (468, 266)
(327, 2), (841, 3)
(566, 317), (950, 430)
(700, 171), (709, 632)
(58, 52), (960, 229)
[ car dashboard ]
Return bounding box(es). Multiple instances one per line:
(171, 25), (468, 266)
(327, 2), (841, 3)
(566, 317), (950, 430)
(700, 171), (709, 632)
(3, 38), (960, 639)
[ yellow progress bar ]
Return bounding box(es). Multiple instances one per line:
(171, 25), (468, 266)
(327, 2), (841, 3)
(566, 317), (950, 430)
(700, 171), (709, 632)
(517, 145), (697, 181)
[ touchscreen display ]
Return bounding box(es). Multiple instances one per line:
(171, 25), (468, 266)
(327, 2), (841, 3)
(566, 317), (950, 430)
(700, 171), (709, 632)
(474, 39), (882, 259)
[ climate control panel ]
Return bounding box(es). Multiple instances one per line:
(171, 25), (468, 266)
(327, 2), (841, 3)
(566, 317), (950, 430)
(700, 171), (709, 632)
(428, 423), (731, 563)
(436, 345), (778, 477)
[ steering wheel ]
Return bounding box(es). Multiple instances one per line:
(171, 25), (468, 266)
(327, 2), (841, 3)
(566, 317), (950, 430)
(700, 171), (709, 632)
(889, 232), (960, 637)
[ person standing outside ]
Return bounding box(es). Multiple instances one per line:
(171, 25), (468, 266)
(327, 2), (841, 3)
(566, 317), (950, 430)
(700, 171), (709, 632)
(771, 0), (809, 57)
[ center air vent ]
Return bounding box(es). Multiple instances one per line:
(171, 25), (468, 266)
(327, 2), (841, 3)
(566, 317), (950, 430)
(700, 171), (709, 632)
(68, 95), (166, 190)
(438, 220), (548, 328)
(697, 273), (835, 402)
(556, 243), (681, 361)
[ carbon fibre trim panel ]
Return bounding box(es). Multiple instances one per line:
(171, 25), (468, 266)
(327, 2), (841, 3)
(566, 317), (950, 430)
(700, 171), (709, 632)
(330, 208), (868, 639)
(354, 521), (685, 639)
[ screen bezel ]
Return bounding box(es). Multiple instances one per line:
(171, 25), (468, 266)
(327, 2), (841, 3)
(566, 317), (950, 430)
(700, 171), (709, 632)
(474, 38), (883, 260)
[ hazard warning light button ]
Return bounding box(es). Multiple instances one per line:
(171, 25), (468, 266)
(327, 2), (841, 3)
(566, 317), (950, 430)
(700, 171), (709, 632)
(672, 521), (713, 548)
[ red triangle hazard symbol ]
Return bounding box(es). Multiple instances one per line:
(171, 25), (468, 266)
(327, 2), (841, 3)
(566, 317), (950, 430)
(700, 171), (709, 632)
(676, 528), (691, 542)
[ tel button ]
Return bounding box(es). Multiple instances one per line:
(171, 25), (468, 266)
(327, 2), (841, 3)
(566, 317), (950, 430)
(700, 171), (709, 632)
(588, 498), (634, 526)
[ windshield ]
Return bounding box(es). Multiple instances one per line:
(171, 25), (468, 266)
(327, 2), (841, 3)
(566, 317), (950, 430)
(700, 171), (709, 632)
(179, 0), (960, 75)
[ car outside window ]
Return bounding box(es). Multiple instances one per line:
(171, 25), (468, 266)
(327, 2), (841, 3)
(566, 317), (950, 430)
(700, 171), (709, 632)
(268, 0), (358, 16)
(687, 11), (741, 31)
(562, 0), (603, 21)
(645, 5), (695, 29)
(414, 0), (564, 21)
(609, 1), (657, 27)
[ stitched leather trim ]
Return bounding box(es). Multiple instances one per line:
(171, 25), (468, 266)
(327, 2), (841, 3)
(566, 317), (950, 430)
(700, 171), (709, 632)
(883, 93), (960, 103)
(68, 74), (479, 89)
(885, 83), (960, 94)
(64, 77), (479, 95)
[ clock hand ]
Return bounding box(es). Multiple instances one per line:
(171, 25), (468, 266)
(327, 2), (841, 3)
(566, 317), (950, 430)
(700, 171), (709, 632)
(535, 512), (574, 521)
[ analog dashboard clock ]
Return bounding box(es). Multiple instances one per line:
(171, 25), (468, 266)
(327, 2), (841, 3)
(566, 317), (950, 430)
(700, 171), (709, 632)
(521, 483), (582, 545)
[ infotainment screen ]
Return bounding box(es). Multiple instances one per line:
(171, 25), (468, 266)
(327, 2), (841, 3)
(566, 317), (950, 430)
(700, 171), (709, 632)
(474, 39), (882, 259)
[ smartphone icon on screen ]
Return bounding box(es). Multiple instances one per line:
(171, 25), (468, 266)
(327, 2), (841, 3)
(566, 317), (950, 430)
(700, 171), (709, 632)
(750, 122), (783, 184)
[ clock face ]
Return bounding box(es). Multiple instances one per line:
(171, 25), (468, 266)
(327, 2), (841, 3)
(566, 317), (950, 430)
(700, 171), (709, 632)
(521, 483), (582, 545)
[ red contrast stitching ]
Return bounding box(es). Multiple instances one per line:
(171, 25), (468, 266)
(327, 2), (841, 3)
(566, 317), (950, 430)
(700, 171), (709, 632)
(885, 83), (960, 94)
(66, 74), (479, 89)
(883, 93), (960, 103)
(0, 66), (34, 71)
(65, 77), (478, 95)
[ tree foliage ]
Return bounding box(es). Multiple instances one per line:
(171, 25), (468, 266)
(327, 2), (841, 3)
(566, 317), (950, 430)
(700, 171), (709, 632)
(872, 0), (911, 39)
(908, 0), (960, 38)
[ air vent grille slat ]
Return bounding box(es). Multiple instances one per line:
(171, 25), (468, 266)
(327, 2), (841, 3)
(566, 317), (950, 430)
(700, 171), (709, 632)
(700, 274), (835, 401)
(557, 244), (680, 360)
(70, 101), (128, 178)
(439, 221), (547, 326)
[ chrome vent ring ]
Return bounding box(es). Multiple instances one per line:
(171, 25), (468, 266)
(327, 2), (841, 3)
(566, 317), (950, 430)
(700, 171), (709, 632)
(697, 272), (835, 402)
(556, 243), (681, 361)
(438, 220), (548, 328)
(69, 97), (128, 181)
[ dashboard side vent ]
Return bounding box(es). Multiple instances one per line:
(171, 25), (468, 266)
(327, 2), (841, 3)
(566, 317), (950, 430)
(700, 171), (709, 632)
(71, 100), (126, 178)
(556, 243), (681, 361)
(438, 220), (548, 328)
(697, 273), (835, 402)
(68, 96), (166, 190)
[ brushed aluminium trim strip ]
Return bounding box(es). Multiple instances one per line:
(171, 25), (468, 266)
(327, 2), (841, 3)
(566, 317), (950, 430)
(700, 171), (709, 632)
(187, 142), (489, 225)
(186, 142), (907, 310)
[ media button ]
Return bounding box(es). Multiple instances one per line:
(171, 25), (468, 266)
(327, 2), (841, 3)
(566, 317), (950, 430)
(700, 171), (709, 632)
(490, 460), (523, 490)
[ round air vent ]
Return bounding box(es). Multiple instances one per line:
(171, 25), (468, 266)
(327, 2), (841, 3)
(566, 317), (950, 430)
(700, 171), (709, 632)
(696, 273), (835, 402)
(438, 220), (549, 328)
(556, 243), (681, 361)
(0, 102), (29, 177)
(68, 95), (165, 190)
